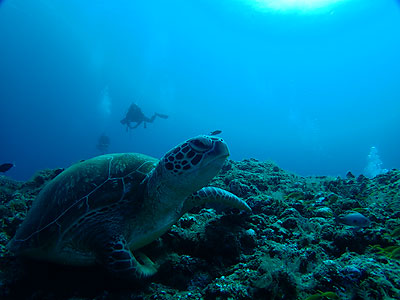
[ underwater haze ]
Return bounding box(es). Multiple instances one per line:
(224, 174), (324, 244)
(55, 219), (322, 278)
(1, 0), (399, 181)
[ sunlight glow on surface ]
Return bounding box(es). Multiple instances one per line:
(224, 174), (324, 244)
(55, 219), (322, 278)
(252, 0), (347, 13)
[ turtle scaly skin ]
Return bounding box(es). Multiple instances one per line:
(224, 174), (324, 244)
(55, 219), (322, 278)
(8, 135), (251, 279)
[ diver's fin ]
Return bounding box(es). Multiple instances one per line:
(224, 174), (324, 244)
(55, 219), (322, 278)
(156, 113), (168, 119)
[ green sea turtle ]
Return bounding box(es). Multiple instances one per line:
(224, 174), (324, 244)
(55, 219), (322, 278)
(7, 135), (250, 279)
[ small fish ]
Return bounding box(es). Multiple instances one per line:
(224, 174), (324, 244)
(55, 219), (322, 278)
(0, 163), (14, 173)
(336, 212), (371, 228)
(209, 130), (222, 136)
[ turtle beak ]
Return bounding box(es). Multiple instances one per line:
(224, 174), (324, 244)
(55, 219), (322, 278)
(207, 139), (229, 169)
(214, 139), (230, 159)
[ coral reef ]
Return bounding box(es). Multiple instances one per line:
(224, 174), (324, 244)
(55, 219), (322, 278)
(0, 159), (399, 299)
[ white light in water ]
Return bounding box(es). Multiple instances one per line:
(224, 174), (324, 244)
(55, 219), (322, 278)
(252, 0), (346, 12)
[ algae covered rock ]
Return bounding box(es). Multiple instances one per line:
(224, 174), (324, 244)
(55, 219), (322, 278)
(1, 159), (400, 299)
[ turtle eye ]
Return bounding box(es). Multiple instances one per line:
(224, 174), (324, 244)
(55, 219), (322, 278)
(189, 138), (211, 153)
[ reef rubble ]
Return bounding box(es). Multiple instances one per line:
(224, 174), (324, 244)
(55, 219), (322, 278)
(0, 159), (399, 300)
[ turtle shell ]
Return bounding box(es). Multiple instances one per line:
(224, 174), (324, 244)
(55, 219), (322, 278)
(8, 153), (158, 256)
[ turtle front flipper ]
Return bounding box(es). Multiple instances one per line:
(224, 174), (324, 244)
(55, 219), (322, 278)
(182, 187), (251, 214)
(102, 236), (157, 278)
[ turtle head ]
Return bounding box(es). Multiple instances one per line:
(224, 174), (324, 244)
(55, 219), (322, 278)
(152, 135), (229, 197)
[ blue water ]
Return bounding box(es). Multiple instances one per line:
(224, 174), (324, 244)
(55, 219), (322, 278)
(1, 0), (399, 181)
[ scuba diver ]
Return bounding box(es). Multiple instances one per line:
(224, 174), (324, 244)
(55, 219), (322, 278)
(120, 102), (168, 131)
(96, 133), (110, 154)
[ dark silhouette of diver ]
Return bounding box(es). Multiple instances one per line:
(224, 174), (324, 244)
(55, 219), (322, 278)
(120, 103), (168, 131)
(96, 133), (110, 154)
